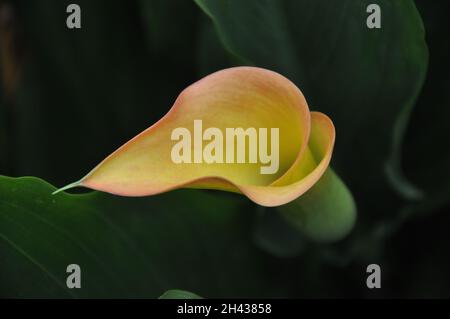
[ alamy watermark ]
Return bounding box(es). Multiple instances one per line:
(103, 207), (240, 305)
(66, 4), (81, 29)
(66, 264), (81, 289)
(366, 4), (381, 29)
(366, 264), (381, 289)
(171, 120), (280, 175)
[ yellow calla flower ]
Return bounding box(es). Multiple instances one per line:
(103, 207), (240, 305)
(54, 67), (335, 207)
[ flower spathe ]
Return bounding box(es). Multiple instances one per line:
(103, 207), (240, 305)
(54, 67), (335, 207)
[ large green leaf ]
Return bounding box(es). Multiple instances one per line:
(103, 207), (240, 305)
(401, 1), (450, 211)
(0, 176), (281, 298)
(195, 0), (428, 208)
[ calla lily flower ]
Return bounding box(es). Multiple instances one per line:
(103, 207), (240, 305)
(54, 67), (335, 207)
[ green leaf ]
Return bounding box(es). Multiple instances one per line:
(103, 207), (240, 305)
(0, 96), (7, 173)
(138, 0), (199, 56)
(159, 289), (202, 299)
(400, 2), (450, 210)
(252, 206), (306, 258)
(196, 15), (235, 77)
(195, 0), (428, 204)
(0, 176), (279, 298)
(10, 0), (201, 186)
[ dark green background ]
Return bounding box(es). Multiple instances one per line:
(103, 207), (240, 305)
(0, 0), (449, 298)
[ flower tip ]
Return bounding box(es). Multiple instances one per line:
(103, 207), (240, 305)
(52, 180), (82, 195)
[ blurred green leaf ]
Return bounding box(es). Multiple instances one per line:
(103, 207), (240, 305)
(252, 205), (306, 258)
(159, 289), (202, 299)
(0, 96), (6, 172)
(195, 0), (428, 207)
(138, 0), (199, 56)
(0, 176), (280, 298)
(10, 0), (200, 186)
(400, 1), (450, 210)
(195, 15), (234, 77)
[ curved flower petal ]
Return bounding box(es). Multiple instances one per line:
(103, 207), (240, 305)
(54, 67), (335, 207)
